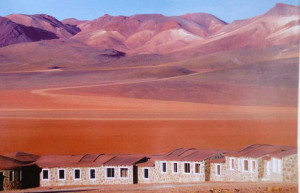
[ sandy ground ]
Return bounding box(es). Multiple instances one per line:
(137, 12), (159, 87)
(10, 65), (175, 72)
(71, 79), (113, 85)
(3, 182), (298, 193)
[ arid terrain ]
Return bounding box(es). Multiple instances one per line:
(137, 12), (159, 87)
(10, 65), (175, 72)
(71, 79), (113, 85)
(2, 182), (298, 193)
(0, 3), (298, 158)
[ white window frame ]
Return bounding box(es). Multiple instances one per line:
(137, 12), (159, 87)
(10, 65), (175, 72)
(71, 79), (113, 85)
(172, 162), (178, 174)
(266, 161), (270, 175)
(229, 158), (235, 170)
(19, 170), (22, 181)
(182, 162), (192, 174)
(242, 159), (249, 172)
(278, 159), (282, 174)
(194, 162), (201, 175)
(42, 169), (50, 181)
(73, 168), (81, 180)
(58, 169), (66, 181)
(272, 158), (277, 173)
(9, 171), (14, 182)
(105, 167), (116, 179)
(161, 161), (167, 174)
(143, 168), (150, 180)
(250, 160), (257, 173)
(89, 168), (96, 180)
(215, 164), (221, 176)
(119, 167), (130, 179)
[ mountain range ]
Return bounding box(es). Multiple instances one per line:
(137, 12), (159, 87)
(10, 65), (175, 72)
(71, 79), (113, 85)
(0, 3), (298, 155)
(0, 3), (299, 54)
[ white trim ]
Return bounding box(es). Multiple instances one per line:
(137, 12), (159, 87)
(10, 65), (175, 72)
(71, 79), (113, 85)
(143, 168), (150, 180)
(9, 171), (14, 182)
(194, 162), (201, 175)
(89, 168), (96, 180)
(161, 161), (167, 174)
(19, 170), (22, 181)
(182, 162), (192, 174)
(266, 161), (270, 175)
(278, 159), (282, 174)
(215, 164), (221, 176)
(58, 169), (66, 180)
(172, 162), (178, 174)
(250, 160), (257, 173)
(119, 167), (130, 179)
(73, 168), (81, 180)
(229, 158), (235, 170)
(105, 167), (116, 179)
(272, 158), (277, 173)
(42, 169), (50, 181)
(242, 159), (249, 172)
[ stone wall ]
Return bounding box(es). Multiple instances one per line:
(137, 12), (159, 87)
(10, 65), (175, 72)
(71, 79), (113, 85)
(261, 155), (298, 182)
(137, 167), (155, 184)
(138, 160), (205, 184)
(40, 165), (134, 187)
(283, 154), (297, 182)
(208, 162), (225, 181)
(0, 169), (22, 190)
(209, 156), (260, 182)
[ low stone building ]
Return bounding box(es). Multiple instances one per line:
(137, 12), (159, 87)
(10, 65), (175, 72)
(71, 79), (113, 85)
(208, 144), (296, 182)
(262, 148), (297, 182)
(137, 148), (225, 184)
(0, 152), (40, 191)
(36, 154), (147, 187)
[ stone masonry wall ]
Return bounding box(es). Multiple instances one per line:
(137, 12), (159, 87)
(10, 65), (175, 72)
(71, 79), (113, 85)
(210, 157), (260, 182)
(1, 169), (22, 190)
(283, 154), (298, 182)
(138, 160), (205, 184)
(40, 166), (134, 187)
(262, 159), (282, 182)
(137, 167), (155, 184)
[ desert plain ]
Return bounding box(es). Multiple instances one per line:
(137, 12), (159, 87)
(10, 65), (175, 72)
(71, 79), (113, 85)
(0, 3), (298, 158)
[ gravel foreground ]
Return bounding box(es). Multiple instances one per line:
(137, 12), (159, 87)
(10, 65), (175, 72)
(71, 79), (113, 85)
(4, 182), (298, 193)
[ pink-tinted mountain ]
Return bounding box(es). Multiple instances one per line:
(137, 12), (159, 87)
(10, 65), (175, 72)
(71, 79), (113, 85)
(0, 16), (58, 47)
(6, 14), (80, 38)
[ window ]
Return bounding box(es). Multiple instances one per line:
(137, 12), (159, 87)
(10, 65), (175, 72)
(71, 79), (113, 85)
(120, 168), (128, 178)
(172, 162), (178, 173)
(42, 169), (49, 180)
(215, 164), (221, 176)
(272, 158), (277, 173)
(251, 160), (256, 172)
(106, 168), (115, 178)
(9, 171), (14, 182)
(90, 168), (96, 180)
(278, 159), (282, 174)
(161, 162), (167, 173)
(195, 163), (201, 174)
(58, 169), (65, 180)
(74, 169), (81, 180)
(19, 170), (22, 181)
(243, 159), (249, 172)
(266, 161), (270, 175)
(229, 158), (235, 170)
(143, 168), (149, 179)
(183, 163), (191, 174)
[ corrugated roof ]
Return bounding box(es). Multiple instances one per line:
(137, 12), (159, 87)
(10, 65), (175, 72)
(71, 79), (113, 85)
(207, 157), (225, 163)
(4, 152), (39, 163)
(0, 155), (28, 170)
(36, 154), (146, 168)
(228, 144), (294, 158)
(181, 150), (224, 161)
(270, 148), (297, 158)
(103, 154), (146, 166)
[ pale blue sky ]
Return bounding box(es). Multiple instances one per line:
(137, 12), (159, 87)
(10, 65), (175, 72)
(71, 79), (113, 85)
(0, 0), (299, 23)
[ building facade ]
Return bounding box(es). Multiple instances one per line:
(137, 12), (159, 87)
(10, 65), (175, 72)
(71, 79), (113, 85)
(0, 144), (297, 191)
